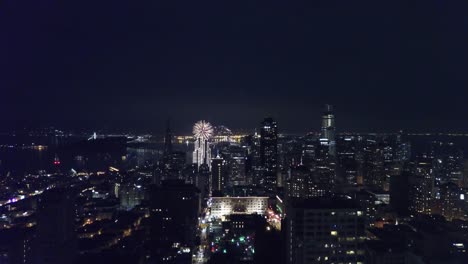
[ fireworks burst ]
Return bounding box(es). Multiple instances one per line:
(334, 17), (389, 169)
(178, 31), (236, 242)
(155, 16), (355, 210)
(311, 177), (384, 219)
(193, 120), (213, 140)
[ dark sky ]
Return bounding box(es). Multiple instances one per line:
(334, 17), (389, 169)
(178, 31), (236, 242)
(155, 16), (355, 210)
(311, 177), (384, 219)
(1, 0), (467, 133)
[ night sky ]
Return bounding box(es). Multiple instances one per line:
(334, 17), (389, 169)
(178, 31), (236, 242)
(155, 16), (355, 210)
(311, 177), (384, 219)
(1, 0), (467, 133)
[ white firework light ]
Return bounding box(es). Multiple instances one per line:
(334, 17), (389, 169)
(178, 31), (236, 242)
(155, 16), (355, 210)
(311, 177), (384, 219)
(193, 120), (214, 140)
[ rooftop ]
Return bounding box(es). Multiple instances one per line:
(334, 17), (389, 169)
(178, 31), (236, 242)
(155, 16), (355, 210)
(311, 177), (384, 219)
(289, 197), (360, 210)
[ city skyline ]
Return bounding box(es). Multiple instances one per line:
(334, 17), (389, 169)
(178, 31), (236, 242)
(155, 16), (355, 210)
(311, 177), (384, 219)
(2, 1), (468, 263)
(2, 103), (468, 135)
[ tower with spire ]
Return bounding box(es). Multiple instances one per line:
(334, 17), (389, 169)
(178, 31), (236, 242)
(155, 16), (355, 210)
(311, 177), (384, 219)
(164, 119), (172, 156)
(320, 104), (336, 156)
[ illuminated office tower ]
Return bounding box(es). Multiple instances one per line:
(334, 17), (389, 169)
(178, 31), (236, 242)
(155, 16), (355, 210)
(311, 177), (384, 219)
(119, 183), (145, 210)
(410, 154), (435, 215)
(320, 104), (336, 156)
(192, 120), (213, 170)
(211, 155), (227, 194)
(430, 141), (464, 186)
(250, 132), (264, 186)
(433, 182), (465, 221)
(286, 165), (310, 199)
(314, 142), (336, 196)
(260, 117), (278, 193)
(362, 138), (386, 189)
(301, 135), (316, 169)
(227, 145), (247, 186)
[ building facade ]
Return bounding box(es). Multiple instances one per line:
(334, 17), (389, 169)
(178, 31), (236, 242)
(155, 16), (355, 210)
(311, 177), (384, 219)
(286, 198), (366, 264)
(260, 117), (278, 193)
(210, 197), (268, 218)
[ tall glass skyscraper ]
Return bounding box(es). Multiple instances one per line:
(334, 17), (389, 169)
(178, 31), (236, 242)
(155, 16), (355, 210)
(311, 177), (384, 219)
(320, 104), (336, 156)
(260, 117), (278, 192)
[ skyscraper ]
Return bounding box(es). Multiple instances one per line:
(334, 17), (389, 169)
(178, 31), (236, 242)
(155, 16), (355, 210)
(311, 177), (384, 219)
(260, 117), (278, 193)
(320, 104), (336, 156)
(149, 180), (200, 262)
(226, 145), (247, 186)
(410, 154), (435, 214)
(35, 188), (77, 264)
(192, 120), (213, 170)
(286, 165), (310, 199)
(285, 197), (365, 264)
(164, 119), (172, 156)
(361, 137), (386, 189)
(249, 132), (264, 186)
(162, 119), (176, 180)
(211, 155), (227, 194)
(390, 165), (411, 216)
(314, 142), (336, 196)
(337, 136), (358, 185)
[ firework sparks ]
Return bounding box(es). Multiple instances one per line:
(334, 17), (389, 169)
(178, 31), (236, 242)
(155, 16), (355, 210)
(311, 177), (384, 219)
(193, 120), (214, 140)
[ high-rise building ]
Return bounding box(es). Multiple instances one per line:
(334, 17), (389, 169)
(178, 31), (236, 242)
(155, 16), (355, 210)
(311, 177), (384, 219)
(394, 132), (412, 163)
(314, 142), (336, 196)
(430, 141), (464, 186)
(164, 119), (173, 156)
(464, 160), (468, 188)
(390, 165), (411, 216)
(0, 228), (34, 264)
(192, 120), (213, 170)
(353, 190), (377, 227)
(211, 155), (227, 194)
(286, 165), (330, 199)
(197, 163), (210, 199)
(285, 163), (336, 199)
(149, 180), (200, 263)
(163, 151), (187, 180)
(153, 162), (163, 185)
(320, 104), (336, 156)
(409, 155), (435, 214)
(285, 197), (365, 264)
(361, 137), (386, 190)
(337, 136), (358, 185)
(119, 183), (145, 210)
(286, 165), (309, 199)
(301, 134), (316, 169)
(160, 120), (187, 180)
(35, 188), (77, 264)
(250, 132), (264, 186)
(260, 117), (278, 193)
(280, 136), (303, 169)
(226, 145), (247, 186)
(436, 182), (465, 221)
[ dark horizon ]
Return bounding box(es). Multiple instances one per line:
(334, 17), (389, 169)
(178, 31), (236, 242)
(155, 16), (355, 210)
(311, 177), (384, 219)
(3, 119), (468, 136)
